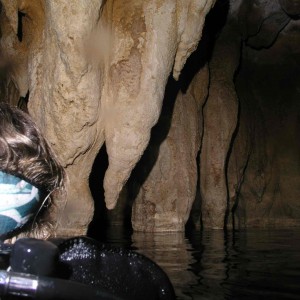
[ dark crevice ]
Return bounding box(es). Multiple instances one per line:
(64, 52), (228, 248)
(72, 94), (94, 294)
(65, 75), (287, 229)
(18, 90), (29, 111)
(17, 11), (26, 42)
(185, 151), (202, 232)
(87, 144), (109, 239)
(231, 148), (251, 230)
(179, 0), (229, 93)
(224, 97), (241, 230)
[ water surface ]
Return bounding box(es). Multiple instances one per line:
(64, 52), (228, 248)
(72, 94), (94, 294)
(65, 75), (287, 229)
(99, 227), (300, 299)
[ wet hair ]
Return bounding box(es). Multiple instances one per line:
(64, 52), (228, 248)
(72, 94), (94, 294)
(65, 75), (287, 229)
(0, 102), (64, 193)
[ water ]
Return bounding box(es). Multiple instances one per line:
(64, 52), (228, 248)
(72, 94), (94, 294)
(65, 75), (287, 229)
(99, 227), (300, 300)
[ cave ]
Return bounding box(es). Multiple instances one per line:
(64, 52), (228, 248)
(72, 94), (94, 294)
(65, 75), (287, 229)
(87, 0), (300, 235)
(1, 1), (300, 235)
(0, 0), (300, 299)
(0, 0), (299, 236)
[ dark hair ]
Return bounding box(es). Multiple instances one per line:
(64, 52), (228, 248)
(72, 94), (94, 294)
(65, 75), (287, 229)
(0, 102), (64, 192)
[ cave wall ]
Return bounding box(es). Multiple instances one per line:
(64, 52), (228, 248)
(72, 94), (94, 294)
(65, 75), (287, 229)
(0, 0), (299, 236)
(131, 66), (208, 232)
(0, 0), (216, 236)
(230, 20), (300, 228)
(127, 0), (300, 231)
(200, 2), (241, 229)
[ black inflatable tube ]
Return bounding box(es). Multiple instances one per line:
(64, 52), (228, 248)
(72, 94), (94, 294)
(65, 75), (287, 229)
(0, 271), (123, 300)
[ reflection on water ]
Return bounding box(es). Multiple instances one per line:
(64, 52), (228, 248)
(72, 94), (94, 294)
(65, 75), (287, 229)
(132, 231), (198, 299)
(100, 227), (300, 299)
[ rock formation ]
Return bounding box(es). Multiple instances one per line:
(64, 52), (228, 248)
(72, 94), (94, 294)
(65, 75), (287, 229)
(229, 19), (300, 228)
(0, 0), (299, 236)
(131, 66), (208, 232)
(0, 0), (216, 236)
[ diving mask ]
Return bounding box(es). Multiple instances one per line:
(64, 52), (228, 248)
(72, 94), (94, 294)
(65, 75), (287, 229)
(0, 171), (41, 238)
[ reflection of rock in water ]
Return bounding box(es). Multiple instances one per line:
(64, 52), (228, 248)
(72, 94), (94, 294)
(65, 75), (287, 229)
(132, 232), (197, 299)
(195, 230), (237, 298)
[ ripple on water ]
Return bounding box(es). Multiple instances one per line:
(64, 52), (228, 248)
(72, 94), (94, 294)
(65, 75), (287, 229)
(100, 227), (300, 300)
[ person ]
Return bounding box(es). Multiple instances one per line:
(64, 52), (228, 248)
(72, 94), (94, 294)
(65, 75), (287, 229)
(0, 103), (176, 300)
(0, 102), (64, 239)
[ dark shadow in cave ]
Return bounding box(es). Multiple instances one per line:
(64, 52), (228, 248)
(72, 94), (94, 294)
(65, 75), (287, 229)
(17, 11), (26, 42)
(87, 144), (109, 239)
(180, 0), (230, 93)
(18, 90), (29, 111)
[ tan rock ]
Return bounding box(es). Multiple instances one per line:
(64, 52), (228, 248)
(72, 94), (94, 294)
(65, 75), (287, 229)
(131, 65), (209, 232)
(131, 90), (200, 232)
(101, 0), (216, 212)
(0, 0), (215, 236)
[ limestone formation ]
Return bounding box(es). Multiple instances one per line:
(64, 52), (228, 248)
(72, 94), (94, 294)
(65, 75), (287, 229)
(229, 20), (300, 228)
(131, 66), (208, 232)
(0, 0), (215, 236)
(0, 0), (299, 235)
(200, 2), (241, 229)
(101, 0), (216, 212)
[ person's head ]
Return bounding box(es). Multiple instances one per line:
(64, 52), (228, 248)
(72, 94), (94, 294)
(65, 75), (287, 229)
(0, 102), (64, 238)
